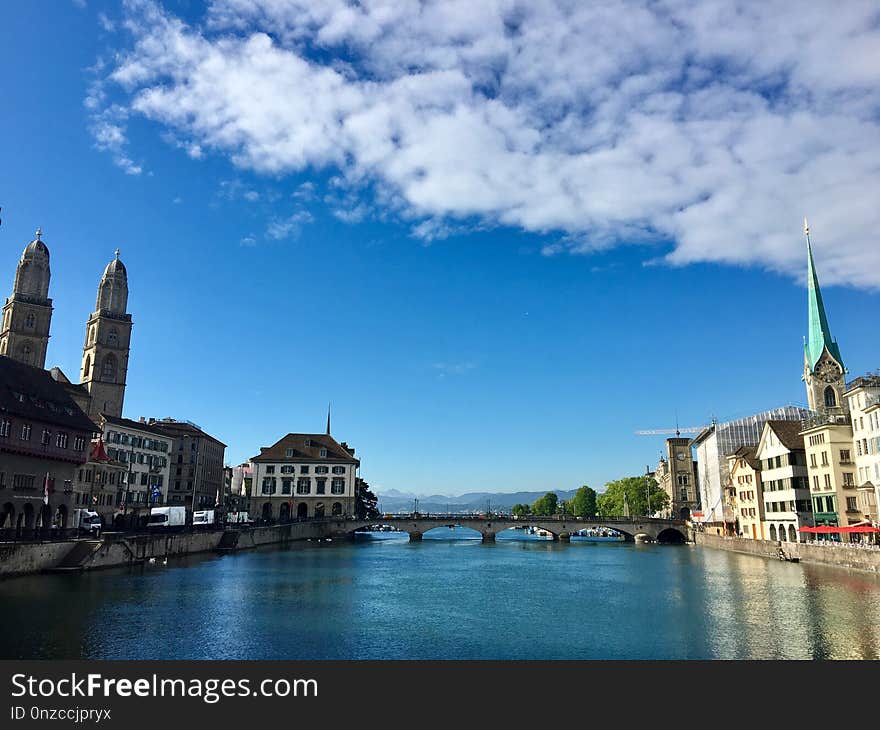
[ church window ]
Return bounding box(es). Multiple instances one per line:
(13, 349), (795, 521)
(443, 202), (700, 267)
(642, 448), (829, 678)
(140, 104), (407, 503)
(89, 325), (96, 344)
(108, 329), (118, 346)
(18, 343), (32, 364)
(25, 313), (35, 329)
(101, 354), (117, 381)
(823, 386), (837, 408)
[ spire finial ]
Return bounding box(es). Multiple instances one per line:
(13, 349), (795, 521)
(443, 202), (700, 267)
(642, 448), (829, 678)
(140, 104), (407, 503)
(114, 248), (120, 259)
(804, 217), (810, 240)
(35, 227), (42, 240)
(326, 403), (331, 435)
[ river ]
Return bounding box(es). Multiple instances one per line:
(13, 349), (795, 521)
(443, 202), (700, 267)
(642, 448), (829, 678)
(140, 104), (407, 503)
(2, 528), (880, 659)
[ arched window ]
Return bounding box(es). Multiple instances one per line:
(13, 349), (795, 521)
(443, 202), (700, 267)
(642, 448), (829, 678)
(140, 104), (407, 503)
(769, 524), (777, 541)
(779, 525), (787, 542)
(101, 354), (117, 381)
(18, 343), (32, 364)
(824, 386), (837, 408)
(25, 312), (35, 329)
(788, 525), (798, 543)
(83, 355), (91, 379)
(89, 325), (96, 344)
(108, 328), (118, 346)
(331, 502), (342, 516)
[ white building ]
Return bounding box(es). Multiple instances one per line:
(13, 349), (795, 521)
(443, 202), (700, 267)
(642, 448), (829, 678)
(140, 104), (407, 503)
(845, 375), (880, 519)
(691, 406), (810, 530)
(250, 432), (360, 521)
(755, 420), (813, 543)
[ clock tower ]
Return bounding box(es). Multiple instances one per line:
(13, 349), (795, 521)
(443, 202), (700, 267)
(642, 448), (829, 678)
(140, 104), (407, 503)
(802, 219), (846, 413)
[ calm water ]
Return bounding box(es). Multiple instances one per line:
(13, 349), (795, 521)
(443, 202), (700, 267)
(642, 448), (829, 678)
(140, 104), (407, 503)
(3, 529), (880, 659)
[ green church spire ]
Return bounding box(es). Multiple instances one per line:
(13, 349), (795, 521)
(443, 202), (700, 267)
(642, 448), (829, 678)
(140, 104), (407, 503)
(804, 218), (844, 372)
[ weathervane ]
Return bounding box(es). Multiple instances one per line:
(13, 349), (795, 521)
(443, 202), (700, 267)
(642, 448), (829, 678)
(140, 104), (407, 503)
(35, 227), (42, 241)
(115, 248), (121, 258)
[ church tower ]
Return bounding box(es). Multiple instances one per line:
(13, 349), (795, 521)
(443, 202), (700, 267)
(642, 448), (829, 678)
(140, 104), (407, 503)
(803, 219), (847, 412)
(0, 229), (53, 368)
(79, 249), (132, 418)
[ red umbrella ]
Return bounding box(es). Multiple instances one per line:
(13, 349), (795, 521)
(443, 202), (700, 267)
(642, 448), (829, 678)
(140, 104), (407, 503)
(842, 525), (880, 533)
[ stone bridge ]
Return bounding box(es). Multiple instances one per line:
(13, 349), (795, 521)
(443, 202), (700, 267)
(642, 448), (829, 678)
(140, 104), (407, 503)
(324, 515), (690, 543)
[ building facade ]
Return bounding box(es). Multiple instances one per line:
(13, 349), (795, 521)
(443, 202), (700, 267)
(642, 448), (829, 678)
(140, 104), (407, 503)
(726, 446), (764, 539)
(756, 420), (813, 543)
(250, 433), (359, 521)
(0, 229), (52, 369)
(691, 406), (810, 531)
(802, 416), (858, 535)
(0, 356), (96, 530)
(155, 419), (227, 514)
(654, 437), (699, 520)
(71, 415), (174, 524)
(845, 375), (880, 521)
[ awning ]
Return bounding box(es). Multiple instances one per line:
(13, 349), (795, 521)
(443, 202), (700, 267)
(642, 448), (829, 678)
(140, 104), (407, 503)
(799, 525), (880, 534)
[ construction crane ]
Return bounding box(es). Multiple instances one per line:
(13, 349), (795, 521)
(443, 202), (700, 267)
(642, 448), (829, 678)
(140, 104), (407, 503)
(635, 426), (706, 436)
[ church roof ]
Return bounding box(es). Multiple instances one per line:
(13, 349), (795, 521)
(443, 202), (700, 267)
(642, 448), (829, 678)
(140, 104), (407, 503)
(806, 236), (844, 372)
(103, 256), (127, 279)
(23, 238), (50, 262)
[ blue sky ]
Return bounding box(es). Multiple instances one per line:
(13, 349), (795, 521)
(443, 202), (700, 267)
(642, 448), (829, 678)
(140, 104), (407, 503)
(2, 1), (879, 496)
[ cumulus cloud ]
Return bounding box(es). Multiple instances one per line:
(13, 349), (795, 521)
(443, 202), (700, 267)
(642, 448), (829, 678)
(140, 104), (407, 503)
(92, 0), (880, 286)
(266, 210), (313, 240)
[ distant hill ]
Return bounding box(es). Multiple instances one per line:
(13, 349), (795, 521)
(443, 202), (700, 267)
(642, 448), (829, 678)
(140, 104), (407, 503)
(375, 489), (581, 514)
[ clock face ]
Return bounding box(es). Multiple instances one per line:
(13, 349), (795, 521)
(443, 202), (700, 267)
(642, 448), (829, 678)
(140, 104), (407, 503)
(815, 360), (841, 383)
(676, 453), (685, 460)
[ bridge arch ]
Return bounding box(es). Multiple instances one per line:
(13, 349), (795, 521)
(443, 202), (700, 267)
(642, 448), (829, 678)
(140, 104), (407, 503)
(656, 527), (687, 544)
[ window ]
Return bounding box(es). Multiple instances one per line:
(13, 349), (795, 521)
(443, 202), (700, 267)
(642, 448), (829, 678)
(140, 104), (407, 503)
(20, 424), (32, 441)
(810, 453), (817, 468)
(846, 497), (858, 511)
(679, 488), (688, 501)
(840, 449), (851, 463)
(676, 474), (689, 486)
(296, 478), (310, 495)
(101, 354), (117, 380)
(319, 448), (327, 458)
(285, 448), (294, 458)
(316, 478), (326, 494)
(300, 465), (310, 474)
(820, 451), (829, 466)
(282, 479), (292, 495)
(824, 474), (831, 488)
(56, 432), (68, 449)
(13, 474), (35, 489)
(332, 466), (345, 475)
(316, 466), (329, 474)
(108, 329), (118, 346)
(281, 465), (294, 474)
(843, 472), (855, 487)
(824, 386), (837, 408)
(266, 465), (275, 474)
(331, 479), (345, 495)
(0, 418), (10, 438)
(25, 312), (35, 329)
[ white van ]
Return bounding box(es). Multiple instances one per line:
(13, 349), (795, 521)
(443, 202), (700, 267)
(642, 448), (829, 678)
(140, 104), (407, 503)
(192, 509), (215, 527)
(147, 506), (186, 528)
(73, 509), (101, 535)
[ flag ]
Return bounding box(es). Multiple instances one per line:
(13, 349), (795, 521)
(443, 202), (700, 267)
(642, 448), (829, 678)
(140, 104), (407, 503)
(43, 473), (50, 505)
(150, 485), (161, 503)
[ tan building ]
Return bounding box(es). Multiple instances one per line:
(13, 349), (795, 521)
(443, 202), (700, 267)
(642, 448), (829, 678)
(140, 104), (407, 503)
(156, 419), (227, 513)
(845, 375), (880, 523)
(726, 446), (764, 539)
(250, 432), (359, 521)
(801, 415), (858, 538)
(654, 437), (699, 520)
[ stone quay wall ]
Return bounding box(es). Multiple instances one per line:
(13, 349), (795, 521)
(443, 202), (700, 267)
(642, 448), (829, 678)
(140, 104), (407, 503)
(0, 520), (338, 579)
(695, 532), (880, 573)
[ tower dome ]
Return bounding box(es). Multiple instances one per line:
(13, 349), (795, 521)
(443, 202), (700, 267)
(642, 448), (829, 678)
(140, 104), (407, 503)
(96, 249), (129, 314)
(13, 229), (51, 300)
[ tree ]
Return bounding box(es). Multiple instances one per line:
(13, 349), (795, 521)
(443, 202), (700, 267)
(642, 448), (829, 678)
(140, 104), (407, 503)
(569, 485), (597, 518)
(596, 476), (669, 517)
(355, 478), (380, 519)
(531, 492), (558, 516)
(511, 503), (530, 517)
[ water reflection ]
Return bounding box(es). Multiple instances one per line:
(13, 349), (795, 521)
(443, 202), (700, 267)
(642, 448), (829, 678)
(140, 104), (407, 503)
(1, 539), (879, 659)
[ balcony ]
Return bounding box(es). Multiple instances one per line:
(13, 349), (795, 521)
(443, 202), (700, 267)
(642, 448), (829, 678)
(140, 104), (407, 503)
(801, 409), (851, 430)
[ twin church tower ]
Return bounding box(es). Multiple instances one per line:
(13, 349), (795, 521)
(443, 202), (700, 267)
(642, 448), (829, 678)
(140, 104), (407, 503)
(0, 229), (132, 419)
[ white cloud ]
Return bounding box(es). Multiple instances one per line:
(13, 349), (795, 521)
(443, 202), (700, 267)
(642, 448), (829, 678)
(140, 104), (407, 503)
(240, 234), (257, 246)
(91, 118), (142, 175)
(266, 210), (313, 239)
(92, 0), (880, 286)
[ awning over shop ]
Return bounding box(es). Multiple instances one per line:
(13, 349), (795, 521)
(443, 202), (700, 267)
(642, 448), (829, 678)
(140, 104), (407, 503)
(799, 525), (880, 534)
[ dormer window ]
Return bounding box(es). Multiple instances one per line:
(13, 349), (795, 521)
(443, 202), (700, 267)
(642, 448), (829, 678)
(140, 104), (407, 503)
(320, 448), (327, 458)
(304, 439), (311, 447)
(286, 447), (294, 457)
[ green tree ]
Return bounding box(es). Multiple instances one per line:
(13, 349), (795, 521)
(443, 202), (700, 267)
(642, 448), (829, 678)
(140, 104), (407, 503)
(596, 476), (669, 517)
(569, 485), (597, 517)
(511, 503), (530, 517)
(531, 492), (559, 516)
(355, 478), (380, 519)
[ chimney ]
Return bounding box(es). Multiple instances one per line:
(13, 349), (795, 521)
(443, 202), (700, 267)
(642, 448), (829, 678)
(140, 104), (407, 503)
(138, 416), (146, 423)
(148, 418), (156, 425)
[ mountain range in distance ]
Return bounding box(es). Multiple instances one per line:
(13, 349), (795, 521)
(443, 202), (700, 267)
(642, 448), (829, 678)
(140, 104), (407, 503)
(374, 488), (582, 514)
